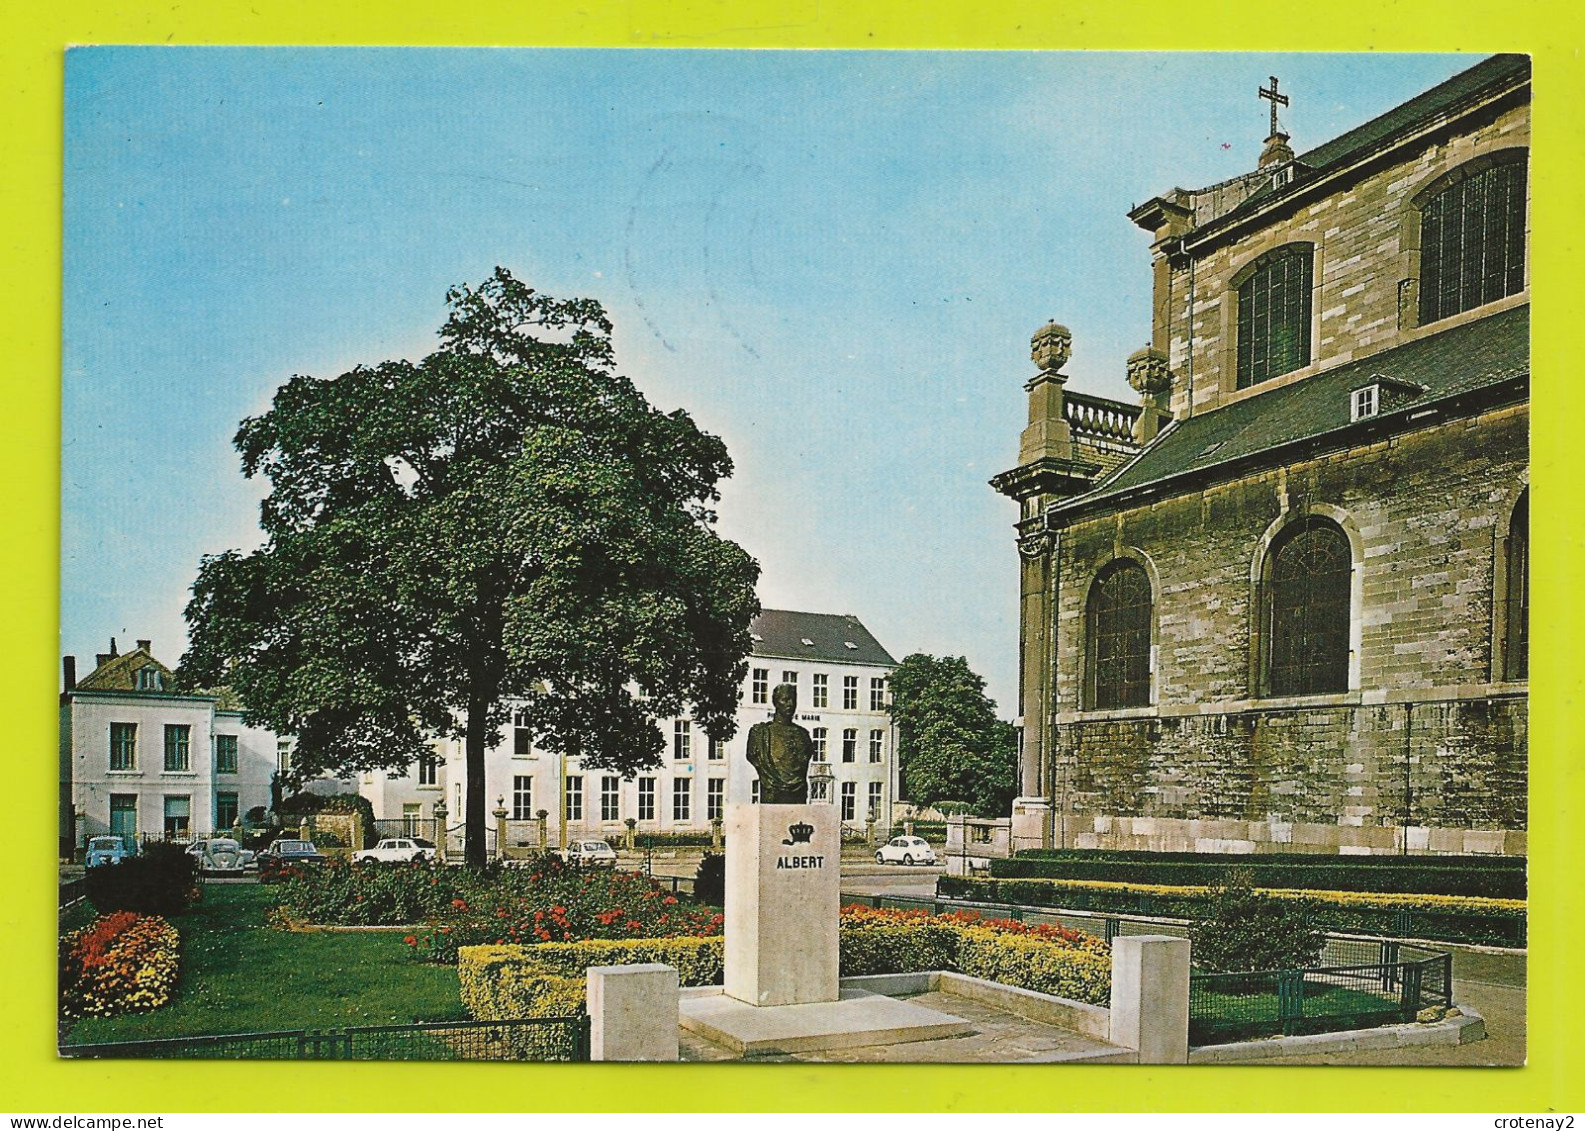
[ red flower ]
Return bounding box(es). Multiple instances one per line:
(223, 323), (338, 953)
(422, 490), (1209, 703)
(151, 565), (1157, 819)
(403, 935), (417, 946)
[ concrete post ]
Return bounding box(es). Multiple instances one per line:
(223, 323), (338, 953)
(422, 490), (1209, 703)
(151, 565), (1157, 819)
(586, 964), (680, 1061)
(1109, 935), (1190, 1064)
(536, 810), (548, 852)
(433, 800), (448, 866)
(493, 802), (509, 863)
(865, 814), (877, 846)
(624, 818), (637, 851)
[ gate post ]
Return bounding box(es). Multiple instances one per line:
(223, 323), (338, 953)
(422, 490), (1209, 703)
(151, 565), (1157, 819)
(1109, 935), (1190, 1063)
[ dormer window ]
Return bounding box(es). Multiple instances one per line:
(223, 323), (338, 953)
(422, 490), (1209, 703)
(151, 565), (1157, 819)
(843, 641), (858, 650)
(1351, 386), (1379, 421)
(801, 638), (815, 646)
(134, 666), (162, 691)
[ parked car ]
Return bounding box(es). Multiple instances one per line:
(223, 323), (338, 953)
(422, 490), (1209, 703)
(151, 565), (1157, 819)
(84, 835), (136, 868)
(353, 837), (437, 864)
(189, 837), (253, 875)
(875, 836), (937, 866)
(562, 839), (618, 868)
(258, 839), (328, 865)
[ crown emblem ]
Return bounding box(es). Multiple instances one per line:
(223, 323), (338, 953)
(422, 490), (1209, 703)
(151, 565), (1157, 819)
(782, 822), (814, 846)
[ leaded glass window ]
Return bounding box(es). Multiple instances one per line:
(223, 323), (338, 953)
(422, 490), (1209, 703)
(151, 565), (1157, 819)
(1266, 518), (1352, 696)
(1236, 245), (1313, 388)
(1087, 560), (1152, 709)
(1419, 158), (1526, 326)
(1504, 491), (1528, 681)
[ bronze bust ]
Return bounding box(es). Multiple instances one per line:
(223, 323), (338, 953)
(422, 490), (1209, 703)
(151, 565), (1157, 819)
(746, 683), (816, 804)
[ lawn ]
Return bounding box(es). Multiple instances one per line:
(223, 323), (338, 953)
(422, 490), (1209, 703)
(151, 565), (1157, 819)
(1189, 979), (1407, 1042)
(63, 884), (467, 1046)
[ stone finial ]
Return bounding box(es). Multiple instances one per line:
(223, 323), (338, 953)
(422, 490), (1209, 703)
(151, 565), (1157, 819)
(1031, 321), (1072, 375)
(1126, 346), (1172, 396)
(1259, 131), (1295, 170)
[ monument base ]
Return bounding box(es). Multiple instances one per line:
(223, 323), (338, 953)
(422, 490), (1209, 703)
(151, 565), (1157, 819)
(725, 802), (840, 1006)
(678, 986), (972, 1055)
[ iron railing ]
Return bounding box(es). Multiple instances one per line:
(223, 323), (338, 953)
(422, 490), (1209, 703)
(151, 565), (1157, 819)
(1188, 951), (1451, 1044)
(61, 1016), (591, 1062)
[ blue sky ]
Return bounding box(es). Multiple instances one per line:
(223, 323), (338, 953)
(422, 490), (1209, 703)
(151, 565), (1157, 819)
(62, 48), (1474, 713)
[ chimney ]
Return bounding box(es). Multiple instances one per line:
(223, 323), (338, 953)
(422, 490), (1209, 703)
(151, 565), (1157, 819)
(63, 656), (77, 693)
(136, 639), (151, 654)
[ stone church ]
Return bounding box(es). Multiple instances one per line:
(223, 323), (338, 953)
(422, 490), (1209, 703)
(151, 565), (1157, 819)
(993, 54), (1529, 856)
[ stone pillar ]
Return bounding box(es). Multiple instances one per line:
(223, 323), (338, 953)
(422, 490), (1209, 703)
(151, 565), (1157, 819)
(433, 800), (448, 865)
(710, 817), (723, 850)
(536, 810), (548, 852)
(493, 801), (509, 863)
(724, 802), (840, 1007)
(586, 964), (679, 1061)
(1127, 347), (1173, 445)
(1109, 935), (1191, 1065)
(865, 814), (877, 846)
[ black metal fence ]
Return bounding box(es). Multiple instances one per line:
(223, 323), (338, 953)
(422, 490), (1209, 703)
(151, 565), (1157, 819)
(61, 1017), (591, 1062)
(1189, 950), (1452, 1044)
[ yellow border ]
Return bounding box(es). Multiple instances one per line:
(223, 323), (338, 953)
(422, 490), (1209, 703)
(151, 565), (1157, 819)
(6, 0), (1583, 1114)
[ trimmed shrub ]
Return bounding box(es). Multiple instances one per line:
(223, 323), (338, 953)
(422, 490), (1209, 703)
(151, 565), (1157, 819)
(939, 875), (1526, 946)
(955, 928), (1112, 1003)
(990, 852), (1526, 899)
(693, 852), (725, 908)
(59, 912), (181, 1018)
(85, 842), (198, 917)
(839, 914), (960, 977)
(1188, 870), (1324, 974)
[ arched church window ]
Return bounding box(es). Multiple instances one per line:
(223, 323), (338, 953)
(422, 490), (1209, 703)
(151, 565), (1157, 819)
(1418, 153), (1527, 326)
(1504, 490), (1528, 681)
(1086, 560), (1152, 709)
(1265, 517), (1351, 696)
(1236, 244), (1313, 389)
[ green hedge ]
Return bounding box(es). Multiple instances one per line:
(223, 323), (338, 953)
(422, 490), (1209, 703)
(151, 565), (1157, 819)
(989, 855), (1526, 899)
(939, 876), (1526, 947)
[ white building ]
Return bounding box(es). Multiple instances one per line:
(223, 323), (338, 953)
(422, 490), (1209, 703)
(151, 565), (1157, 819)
(359, 610), (901, 846)
(59, 640), (280, 853)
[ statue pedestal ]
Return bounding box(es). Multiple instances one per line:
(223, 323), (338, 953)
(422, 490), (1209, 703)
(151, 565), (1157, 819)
(723, 802), (840, 1007)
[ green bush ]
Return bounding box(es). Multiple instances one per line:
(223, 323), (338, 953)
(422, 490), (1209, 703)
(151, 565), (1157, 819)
(86, 842), (198, 917)
(692, 852), (725, 907)
(634, 832), (718, 849)
(991, 852), (1526, 899)
(955, 928), (1112, 1003)
(839, 916), (960, 977)
(1188, 870), (1324, 974)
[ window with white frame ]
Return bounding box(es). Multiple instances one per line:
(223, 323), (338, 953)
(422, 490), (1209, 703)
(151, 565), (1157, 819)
(870, 677), (886, 711)
(163, 795), (190, 841)
(1351, 385), (1379, 421)
(842, 728), (857, 763)
(708, 736), (725, 761)
(751, 668), (769, 705)
(513, 709), (533, 758)
(417, 753), (439, 786)
(512, 775), (533, 820)
(135, 666), (162, 691)
(869, 729), (884, 763)
(163, 725), (191, 772)
(842, 676), (858, 710)
(782, 670), (798, 691)
(672, 778), (691, 822)
(109, 794), (137, 840)
(812, 673), (829, 708)
(637, 777), (656, 821)
(600, 776), (621, 822)
(840, 781), (856, 822)
(812, 727), (828, 761)
(215, 791), (239, 830)
(402, 803), (422, 835)
(706, 778), (725, 821)
(868, 781), (883, 819)
(673, 719), (692, 760)
(109, 723), (137, 771)
(565, 775), (584, 822)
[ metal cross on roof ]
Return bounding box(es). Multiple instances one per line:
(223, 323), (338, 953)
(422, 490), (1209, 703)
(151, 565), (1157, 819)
(1259, 75), (1289, 137)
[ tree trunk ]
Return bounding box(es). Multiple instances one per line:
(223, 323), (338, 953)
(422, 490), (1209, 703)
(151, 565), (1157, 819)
(464, 699), (490, 869)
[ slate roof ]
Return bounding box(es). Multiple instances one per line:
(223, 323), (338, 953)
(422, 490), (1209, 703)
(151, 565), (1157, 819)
(749, 609), (898, 668)
(1056, 303), (1528, 513)
(74, 647), (178, 694)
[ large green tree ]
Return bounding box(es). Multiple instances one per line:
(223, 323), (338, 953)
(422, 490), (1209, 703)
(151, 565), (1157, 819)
(889, 653), (1018, 817)
(181, 268), (761, 866)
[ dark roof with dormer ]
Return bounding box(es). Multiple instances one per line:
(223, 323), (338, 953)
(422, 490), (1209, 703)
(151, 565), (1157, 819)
(1052, 304), (1528, 517)
(749, 610), (897, 668)
(74, 647), (178, 694)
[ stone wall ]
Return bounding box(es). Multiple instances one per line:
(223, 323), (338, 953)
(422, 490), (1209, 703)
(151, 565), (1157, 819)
(1043, 404), (1528, 853)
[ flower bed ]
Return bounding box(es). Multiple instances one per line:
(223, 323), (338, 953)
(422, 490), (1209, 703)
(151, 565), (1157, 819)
(269, 855), (724, 961)
(60, 911), (181, 1019)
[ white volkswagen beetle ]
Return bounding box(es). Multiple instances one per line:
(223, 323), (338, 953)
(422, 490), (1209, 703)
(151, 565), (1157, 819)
(875, 835), (937, 866)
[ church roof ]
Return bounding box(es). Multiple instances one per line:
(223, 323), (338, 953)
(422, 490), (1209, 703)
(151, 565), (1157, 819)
(1057, 303), (1528, 514)
(749, 609), (897, 668)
